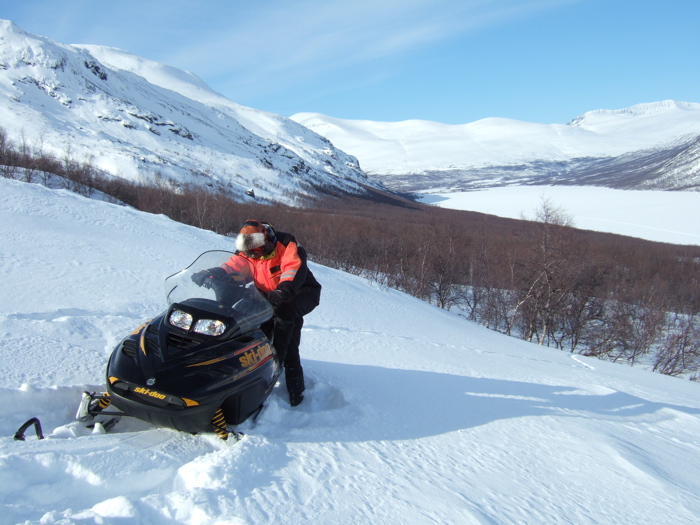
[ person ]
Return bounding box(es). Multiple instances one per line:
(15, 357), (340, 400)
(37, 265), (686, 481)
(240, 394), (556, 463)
(201, 220), (321, 406)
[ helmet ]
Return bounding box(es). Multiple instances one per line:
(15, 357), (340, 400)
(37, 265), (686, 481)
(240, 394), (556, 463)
(236, 220), (276, 258)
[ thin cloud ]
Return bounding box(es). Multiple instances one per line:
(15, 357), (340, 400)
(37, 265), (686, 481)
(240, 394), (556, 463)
(161, 0), (577, 98)
(3, 0), (581, 112)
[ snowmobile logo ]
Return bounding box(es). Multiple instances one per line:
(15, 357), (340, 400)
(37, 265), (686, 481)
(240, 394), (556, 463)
(239, 343), (273, 368)
(134, 387), (166, 400)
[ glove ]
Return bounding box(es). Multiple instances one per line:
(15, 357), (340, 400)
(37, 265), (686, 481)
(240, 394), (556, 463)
(266, 286), (292, 306)
(191, 267), (227, 288)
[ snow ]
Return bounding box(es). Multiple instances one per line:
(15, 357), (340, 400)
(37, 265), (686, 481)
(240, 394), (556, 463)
(2, 177), (700, 524)
(419, 185), (700, 246)
(0, 20), (374, 205)
(290, 101), (700, 175)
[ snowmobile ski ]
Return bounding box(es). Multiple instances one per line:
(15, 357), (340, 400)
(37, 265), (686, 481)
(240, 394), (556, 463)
(76, 391), (124, 422)
(86, 416), (120, 432)
(13, 417), (44, 441)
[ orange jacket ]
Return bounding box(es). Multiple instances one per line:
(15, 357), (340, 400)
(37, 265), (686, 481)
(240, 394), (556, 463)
(223, 232), (305, 294)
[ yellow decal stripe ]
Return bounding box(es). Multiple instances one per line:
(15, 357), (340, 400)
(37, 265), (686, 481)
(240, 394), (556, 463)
(140, 326), (147, 355)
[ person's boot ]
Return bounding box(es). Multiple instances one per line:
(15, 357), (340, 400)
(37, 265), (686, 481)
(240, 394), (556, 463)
(286, 364), (305, 406)
(289, 391), (304, 407)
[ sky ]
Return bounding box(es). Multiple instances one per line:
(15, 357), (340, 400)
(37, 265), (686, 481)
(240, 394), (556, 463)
(3, 0), (699, 124)
(2, 176), (700, 524)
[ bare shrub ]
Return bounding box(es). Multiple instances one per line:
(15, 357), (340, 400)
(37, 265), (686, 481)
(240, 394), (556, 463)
(653, 312), (700, 376)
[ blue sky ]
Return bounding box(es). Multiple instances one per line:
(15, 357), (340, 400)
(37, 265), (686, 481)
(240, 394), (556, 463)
(3, 0), (699, 124)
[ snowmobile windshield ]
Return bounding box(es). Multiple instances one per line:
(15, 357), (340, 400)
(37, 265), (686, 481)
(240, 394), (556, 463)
(164, 251), (273, 334)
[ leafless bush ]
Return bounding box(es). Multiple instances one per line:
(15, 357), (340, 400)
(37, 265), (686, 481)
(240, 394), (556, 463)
(653, 312), (700, 376)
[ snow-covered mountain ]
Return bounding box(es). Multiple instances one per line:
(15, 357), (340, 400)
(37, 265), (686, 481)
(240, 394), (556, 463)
(291, 100), (700, 192)
(0, 20), (383, 204)
(2, 177), (700, 524)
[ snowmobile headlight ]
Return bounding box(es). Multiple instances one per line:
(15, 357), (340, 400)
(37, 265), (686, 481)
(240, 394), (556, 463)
(193, 319), (227, 336)
(169, 310), (193, 330)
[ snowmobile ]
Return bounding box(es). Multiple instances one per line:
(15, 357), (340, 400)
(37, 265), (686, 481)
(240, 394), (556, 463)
(75, 251), (282, 440)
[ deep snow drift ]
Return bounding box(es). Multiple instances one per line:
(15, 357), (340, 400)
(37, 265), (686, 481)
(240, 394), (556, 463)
(2, 177), (700, 524)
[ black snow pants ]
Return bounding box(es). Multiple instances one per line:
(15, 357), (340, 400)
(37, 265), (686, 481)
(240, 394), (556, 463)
(272, 284), (320, 397)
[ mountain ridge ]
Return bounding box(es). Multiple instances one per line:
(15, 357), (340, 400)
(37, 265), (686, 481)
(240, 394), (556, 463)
(0, 20), (384, 204)
(3, 19), (699, 199)
(291, 100), (700, 192)
(570, 100), (700, 124)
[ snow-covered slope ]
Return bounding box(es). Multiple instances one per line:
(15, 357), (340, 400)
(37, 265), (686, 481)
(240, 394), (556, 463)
(291, 101), (700, 191)
(2, 177), (700, 524)
(0, 20), (381, 204)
